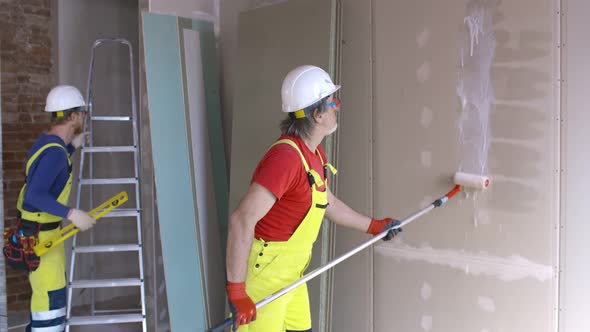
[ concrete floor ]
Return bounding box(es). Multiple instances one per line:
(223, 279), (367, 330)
(8, 296), (147, 332)
(8, 314), (144, 332)
(7, 310), (29, 332)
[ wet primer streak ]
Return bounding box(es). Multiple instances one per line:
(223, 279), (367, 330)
(375, 242), (553, 282)
(457, 4), (495, 178)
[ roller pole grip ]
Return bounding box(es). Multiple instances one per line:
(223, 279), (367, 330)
(208, 317), (234, 332)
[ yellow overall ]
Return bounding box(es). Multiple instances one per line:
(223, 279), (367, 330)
(17, 143), (72, 331)
(238, 139), (336, 332)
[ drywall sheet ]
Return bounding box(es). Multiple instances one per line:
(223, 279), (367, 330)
(560, 0), (590, 330)
(143, 12), (228, 331)
(329, 0), (374, 330)
(229, 0), (336, 330)
(333, 0), (560, 331)
(372, 1), (559, 331)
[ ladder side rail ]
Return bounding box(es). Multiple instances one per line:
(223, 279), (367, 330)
(67, 38), (147, 331)
(123, 40), (147, 329)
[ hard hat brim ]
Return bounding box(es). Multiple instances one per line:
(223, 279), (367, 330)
(284, 84), (341, 113)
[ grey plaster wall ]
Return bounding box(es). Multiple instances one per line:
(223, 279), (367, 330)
(334, 0), (560, 331)
(55, 0), (141, 307)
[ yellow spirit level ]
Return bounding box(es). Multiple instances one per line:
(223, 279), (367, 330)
(34, 191), (128, 256)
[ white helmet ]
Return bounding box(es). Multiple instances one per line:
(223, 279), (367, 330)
(281, 65), (340, 113)
(45, 85), (85, 113)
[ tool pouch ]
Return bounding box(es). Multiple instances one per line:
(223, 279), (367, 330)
(3, 217), (41, 272)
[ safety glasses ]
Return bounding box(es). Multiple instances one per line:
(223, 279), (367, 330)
(327, 96), (341, 109)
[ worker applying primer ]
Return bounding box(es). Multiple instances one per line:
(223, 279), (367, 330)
(3, 85), (96, 332)
(225, 65), (402, 331)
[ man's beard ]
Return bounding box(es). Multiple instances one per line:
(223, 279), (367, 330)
(327, 123), (338, 135)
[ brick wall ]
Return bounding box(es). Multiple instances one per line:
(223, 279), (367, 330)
(0, 0), (53, 311)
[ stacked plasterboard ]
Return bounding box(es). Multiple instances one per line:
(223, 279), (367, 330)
(143, 12), (229, 331)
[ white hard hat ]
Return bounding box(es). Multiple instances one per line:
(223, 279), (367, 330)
(281, 65), (340, 113)
(45, 85), (86, 113)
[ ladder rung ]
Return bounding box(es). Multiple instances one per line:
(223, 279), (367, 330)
(103, 208), (140, 218)
(74, 244), (141, 253)
(91, 116), (132, 121)
(67, 314), (144, 325)
(94, 308), (142, 314)
(83, 146), (136, 153)
(70, 278), (142, 288)
(79, 178), (137, 185)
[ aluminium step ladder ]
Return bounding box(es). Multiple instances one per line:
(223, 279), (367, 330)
(65, 38), (146, 331)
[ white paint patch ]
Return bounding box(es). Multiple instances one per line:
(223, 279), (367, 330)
(375, 241), (554, 282)
(420, 107), (433, 128)
(421, 282), (432, 300)
(421, 315), (433, 331)
(416, 28), (430, 48)
(457, 5), (495, 177)
(416, 62), (430, 83)
(475, 209), (490, 226)
(481, 329), (490, 332)
(478, 296), (496, 312)
(421, 150), (432, 168)
(464, 7), (484, 57)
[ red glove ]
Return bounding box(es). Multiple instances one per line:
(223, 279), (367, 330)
(226, 281), (256, 329)
(367, 218), (402, 241)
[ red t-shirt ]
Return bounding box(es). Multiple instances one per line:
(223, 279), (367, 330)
(251, 135), (328, 241)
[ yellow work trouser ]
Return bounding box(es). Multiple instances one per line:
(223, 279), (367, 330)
(27, 227), (66, 332)
(237, 239), (313, 332)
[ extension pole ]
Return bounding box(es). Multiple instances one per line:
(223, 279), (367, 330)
(209, 173), (489, 332)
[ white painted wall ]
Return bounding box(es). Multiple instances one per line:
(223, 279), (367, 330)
(560, 0), (590, 330)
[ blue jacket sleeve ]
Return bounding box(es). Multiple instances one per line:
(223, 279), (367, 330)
(67, 143), (76, 155)
(24, 148), (71, 218)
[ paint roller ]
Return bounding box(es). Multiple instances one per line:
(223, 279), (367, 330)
(208, 172), (489, 332)
(453, 171), (490, 190)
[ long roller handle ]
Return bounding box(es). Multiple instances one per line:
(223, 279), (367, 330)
(209, 318), (234, 332)
(208, 185), (462, 332)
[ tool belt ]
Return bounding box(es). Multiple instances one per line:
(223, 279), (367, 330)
(3, 214), (61, 272)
